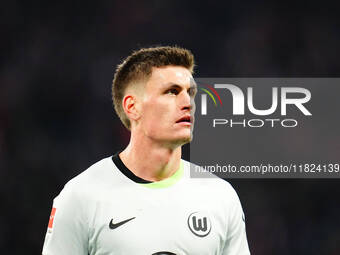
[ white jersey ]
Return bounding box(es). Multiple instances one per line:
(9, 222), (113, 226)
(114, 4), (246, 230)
(42, 155), (250, 255)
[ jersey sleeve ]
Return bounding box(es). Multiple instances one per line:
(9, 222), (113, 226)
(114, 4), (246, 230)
(42, 183), (89, 255)
(221, 185), (250, 255)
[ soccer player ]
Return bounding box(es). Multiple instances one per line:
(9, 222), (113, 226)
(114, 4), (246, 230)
(42, 46), (250, 254)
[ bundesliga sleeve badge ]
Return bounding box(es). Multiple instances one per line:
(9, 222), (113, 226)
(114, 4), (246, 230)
(47, 207), (56, 232)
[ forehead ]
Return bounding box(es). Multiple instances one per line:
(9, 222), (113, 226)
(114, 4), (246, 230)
(146, 65), (193, 89)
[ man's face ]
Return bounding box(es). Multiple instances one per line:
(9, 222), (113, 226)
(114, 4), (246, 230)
(137, 65), (196, 147)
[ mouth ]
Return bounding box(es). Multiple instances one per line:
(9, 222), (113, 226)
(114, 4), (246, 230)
(176, 115), (193, 125)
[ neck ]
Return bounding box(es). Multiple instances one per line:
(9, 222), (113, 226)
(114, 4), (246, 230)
(119, 132), (182, 182)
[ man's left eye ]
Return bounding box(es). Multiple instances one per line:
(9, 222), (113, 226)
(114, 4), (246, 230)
(188, 88), (197, 97)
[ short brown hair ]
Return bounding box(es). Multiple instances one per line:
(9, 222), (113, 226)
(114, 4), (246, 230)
(112, 46), (195, 129)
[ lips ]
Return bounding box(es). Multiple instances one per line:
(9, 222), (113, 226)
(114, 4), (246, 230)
(176, 115), (193, 124)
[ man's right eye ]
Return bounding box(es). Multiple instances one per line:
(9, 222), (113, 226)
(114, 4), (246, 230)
(166, 88), (179, 95)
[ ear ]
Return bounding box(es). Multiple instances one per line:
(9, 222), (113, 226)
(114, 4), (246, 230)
(122, 94), (141, 122)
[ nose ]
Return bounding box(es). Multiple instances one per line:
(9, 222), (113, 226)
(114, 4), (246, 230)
(179, 90), (195, 112)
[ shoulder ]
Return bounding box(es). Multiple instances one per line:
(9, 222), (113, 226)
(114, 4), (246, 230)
(181, 159), (240, 203)
(56, 156), (115, 202)
(66, 156), (113, 186)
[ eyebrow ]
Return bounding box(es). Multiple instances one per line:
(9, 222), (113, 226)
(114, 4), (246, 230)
(161, 82), (197, 90)
(161, 82), (180, 88)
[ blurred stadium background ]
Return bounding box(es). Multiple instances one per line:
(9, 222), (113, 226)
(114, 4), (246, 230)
(1, 1), (339, 254)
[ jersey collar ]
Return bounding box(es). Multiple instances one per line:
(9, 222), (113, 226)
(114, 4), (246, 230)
(112, 152), (184, 188)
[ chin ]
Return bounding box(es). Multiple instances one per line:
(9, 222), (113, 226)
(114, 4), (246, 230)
(174, 132), (193, 146)
(155, 130), (193, 148)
